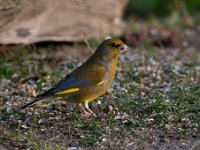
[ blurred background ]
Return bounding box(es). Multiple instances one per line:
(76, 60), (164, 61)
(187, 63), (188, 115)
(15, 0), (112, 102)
(123, 0), (200, 48)
(0, 0), (200, 50)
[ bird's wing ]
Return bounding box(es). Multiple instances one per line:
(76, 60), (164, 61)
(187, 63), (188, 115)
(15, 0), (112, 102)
(36, 75), (97, 99)
(37, 59), (106, 99)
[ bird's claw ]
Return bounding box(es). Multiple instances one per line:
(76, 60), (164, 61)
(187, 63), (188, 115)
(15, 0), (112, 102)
(81, 111), (97, 118)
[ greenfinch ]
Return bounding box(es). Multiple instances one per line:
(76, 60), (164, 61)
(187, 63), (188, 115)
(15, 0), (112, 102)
(20, 39), (129, 117)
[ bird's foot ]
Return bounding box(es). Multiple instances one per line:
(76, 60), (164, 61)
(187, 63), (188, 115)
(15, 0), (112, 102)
(78, 103), (96, 118)
(80, 110), (97, 118)
(85, 108), (97, 118)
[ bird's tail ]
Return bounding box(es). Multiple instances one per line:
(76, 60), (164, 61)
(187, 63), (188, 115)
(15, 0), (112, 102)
(19, 98), (45, 109)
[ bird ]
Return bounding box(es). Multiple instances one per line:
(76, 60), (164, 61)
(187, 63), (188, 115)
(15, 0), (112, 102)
(20, 39), (129, 117)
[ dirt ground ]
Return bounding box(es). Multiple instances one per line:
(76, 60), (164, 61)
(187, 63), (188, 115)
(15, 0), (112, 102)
(0, 25), (200, 149)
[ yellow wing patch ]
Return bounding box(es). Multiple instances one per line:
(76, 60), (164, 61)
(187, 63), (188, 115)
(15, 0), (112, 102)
(55, 88), (80, 95)
(97, 81), (104, 86)
(35, 99), (45, 104)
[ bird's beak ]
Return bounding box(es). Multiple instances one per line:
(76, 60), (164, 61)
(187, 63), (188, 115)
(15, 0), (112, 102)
(119, 44), (129, 53)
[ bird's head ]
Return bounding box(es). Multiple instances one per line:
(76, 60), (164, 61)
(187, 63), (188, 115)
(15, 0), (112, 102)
(96, 39), (129, 60)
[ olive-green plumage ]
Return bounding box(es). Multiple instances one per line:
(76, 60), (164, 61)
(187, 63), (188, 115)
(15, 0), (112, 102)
(20, 39), (128, 116)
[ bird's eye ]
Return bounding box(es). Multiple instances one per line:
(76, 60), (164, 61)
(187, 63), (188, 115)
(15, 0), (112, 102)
(111, 43), (120, 48)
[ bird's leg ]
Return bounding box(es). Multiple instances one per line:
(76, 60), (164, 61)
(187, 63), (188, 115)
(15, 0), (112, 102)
(84, 101), (93, 113)
(78, 103), (94, 118)
(78, 103), (87, 114)
(84, 102), (97, 117)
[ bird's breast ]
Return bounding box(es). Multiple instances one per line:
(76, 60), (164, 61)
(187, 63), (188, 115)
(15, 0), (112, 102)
(63, 59), (118, 103)
(103, 59), (118, 87)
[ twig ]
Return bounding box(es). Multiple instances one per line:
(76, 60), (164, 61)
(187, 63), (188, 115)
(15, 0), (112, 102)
(15, 74), (41, 89)
(18, 74), (41, 84)
(83, 33), (94, 54)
